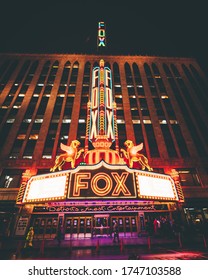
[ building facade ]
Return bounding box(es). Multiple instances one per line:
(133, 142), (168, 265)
(0, 52), (208, 239)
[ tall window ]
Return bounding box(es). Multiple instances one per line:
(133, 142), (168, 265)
(55, 61), (72, 151)
(144, 63), (158, 97)
(125, 63), (138, 121)
(189, 64), (208, 110)
(144, 124), (159, 157)
(152, 63), (167, 94)
(171, 124), (189, 157)
(160, 124), (177, 157)
(181, 64), (208, 144)
(113, 63), (122, 106)
(2, 61), (31, 121)
(132, 63), (145, 97)
(133, 124), (146, 155)
(163, 63), (207, 156)
(56, 62), (79, 153)
(113, 63), (126, 149)
(77, 62), (91, 147)
(8, 61), (39, 158)
(0, 60), (19, 94)
(68, 61), (79, 93)
(125, 63), (135, 95)
(22, 61), (59, 158)
(0, 122), (13, 152)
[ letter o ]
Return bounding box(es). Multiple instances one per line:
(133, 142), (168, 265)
(98, 29), (105, 37)
(91, 173), (112, 196)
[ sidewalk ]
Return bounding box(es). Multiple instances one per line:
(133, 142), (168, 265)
(1, 233), (208, 260)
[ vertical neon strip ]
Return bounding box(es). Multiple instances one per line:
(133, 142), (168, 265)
(85, 101), (91, 153)
(113, 102), (119, 152)
(99, 60), (105, 135)
(104, 68), (106, 134)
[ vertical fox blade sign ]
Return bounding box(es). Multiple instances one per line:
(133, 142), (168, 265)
(89, 59), (115, 142)
(97, 22), (106, 48)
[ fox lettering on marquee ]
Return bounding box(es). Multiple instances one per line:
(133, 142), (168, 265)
(72, 172), (132, 197)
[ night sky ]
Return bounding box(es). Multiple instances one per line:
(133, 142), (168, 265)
(1, 0), (208, 74)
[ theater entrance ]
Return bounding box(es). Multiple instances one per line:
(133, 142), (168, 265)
(31, 213), (140, 239)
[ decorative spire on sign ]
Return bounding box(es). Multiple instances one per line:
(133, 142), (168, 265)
(86, 59), (118, 149)
(84, 59), (122, 165)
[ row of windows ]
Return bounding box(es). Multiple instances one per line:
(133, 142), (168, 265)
(0, 59), (207, 159)
(0, 61), (205, 111)
(0, 168), (201, 189)
(1, 59), (206, 99)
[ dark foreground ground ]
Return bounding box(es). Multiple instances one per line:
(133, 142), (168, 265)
(1, 233), (208, 260)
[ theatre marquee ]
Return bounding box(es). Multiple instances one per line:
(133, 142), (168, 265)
(18, 161), (182, 204)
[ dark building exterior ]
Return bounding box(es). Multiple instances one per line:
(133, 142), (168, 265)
(0, 52), (208, 240)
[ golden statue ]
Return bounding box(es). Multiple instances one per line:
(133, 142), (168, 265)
(50, 140), (84, 172)
(120, 140), (153, 171)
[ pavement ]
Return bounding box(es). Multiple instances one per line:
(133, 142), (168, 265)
(1, 233), (208, 260)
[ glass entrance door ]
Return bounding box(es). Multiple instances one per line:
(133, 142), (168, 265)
(32, 216), (58, 239)
(110, 215), (138, 237)
(64, 216), (92, 239)
(93, 215), (110, 237)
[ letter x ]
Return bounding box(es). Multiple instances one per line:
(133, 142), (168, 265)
(112, 172), (131, 196)
(106, 110), (114, 139)
(90, 110), (98, 139)
(98, 38), (105, 47)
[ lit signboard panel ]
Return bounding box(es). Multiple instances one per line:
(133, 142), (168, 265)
(68, 162), (137, 199)
(22, 173), (69, 203)
(19, 162), (182, 204)
(136, 172), (178, 201)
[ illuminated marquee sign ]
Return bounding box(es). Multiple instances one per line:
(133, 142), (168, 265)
(22, 173), (69, 203)
(68, 164), (136, 199)
(136, 172), (178, 201)
(20, 162), (182, 204)
(97, 21), (106, 47)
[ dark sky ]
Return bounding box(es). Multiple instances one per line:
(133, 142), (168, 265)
(1, 0), (208, 74)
